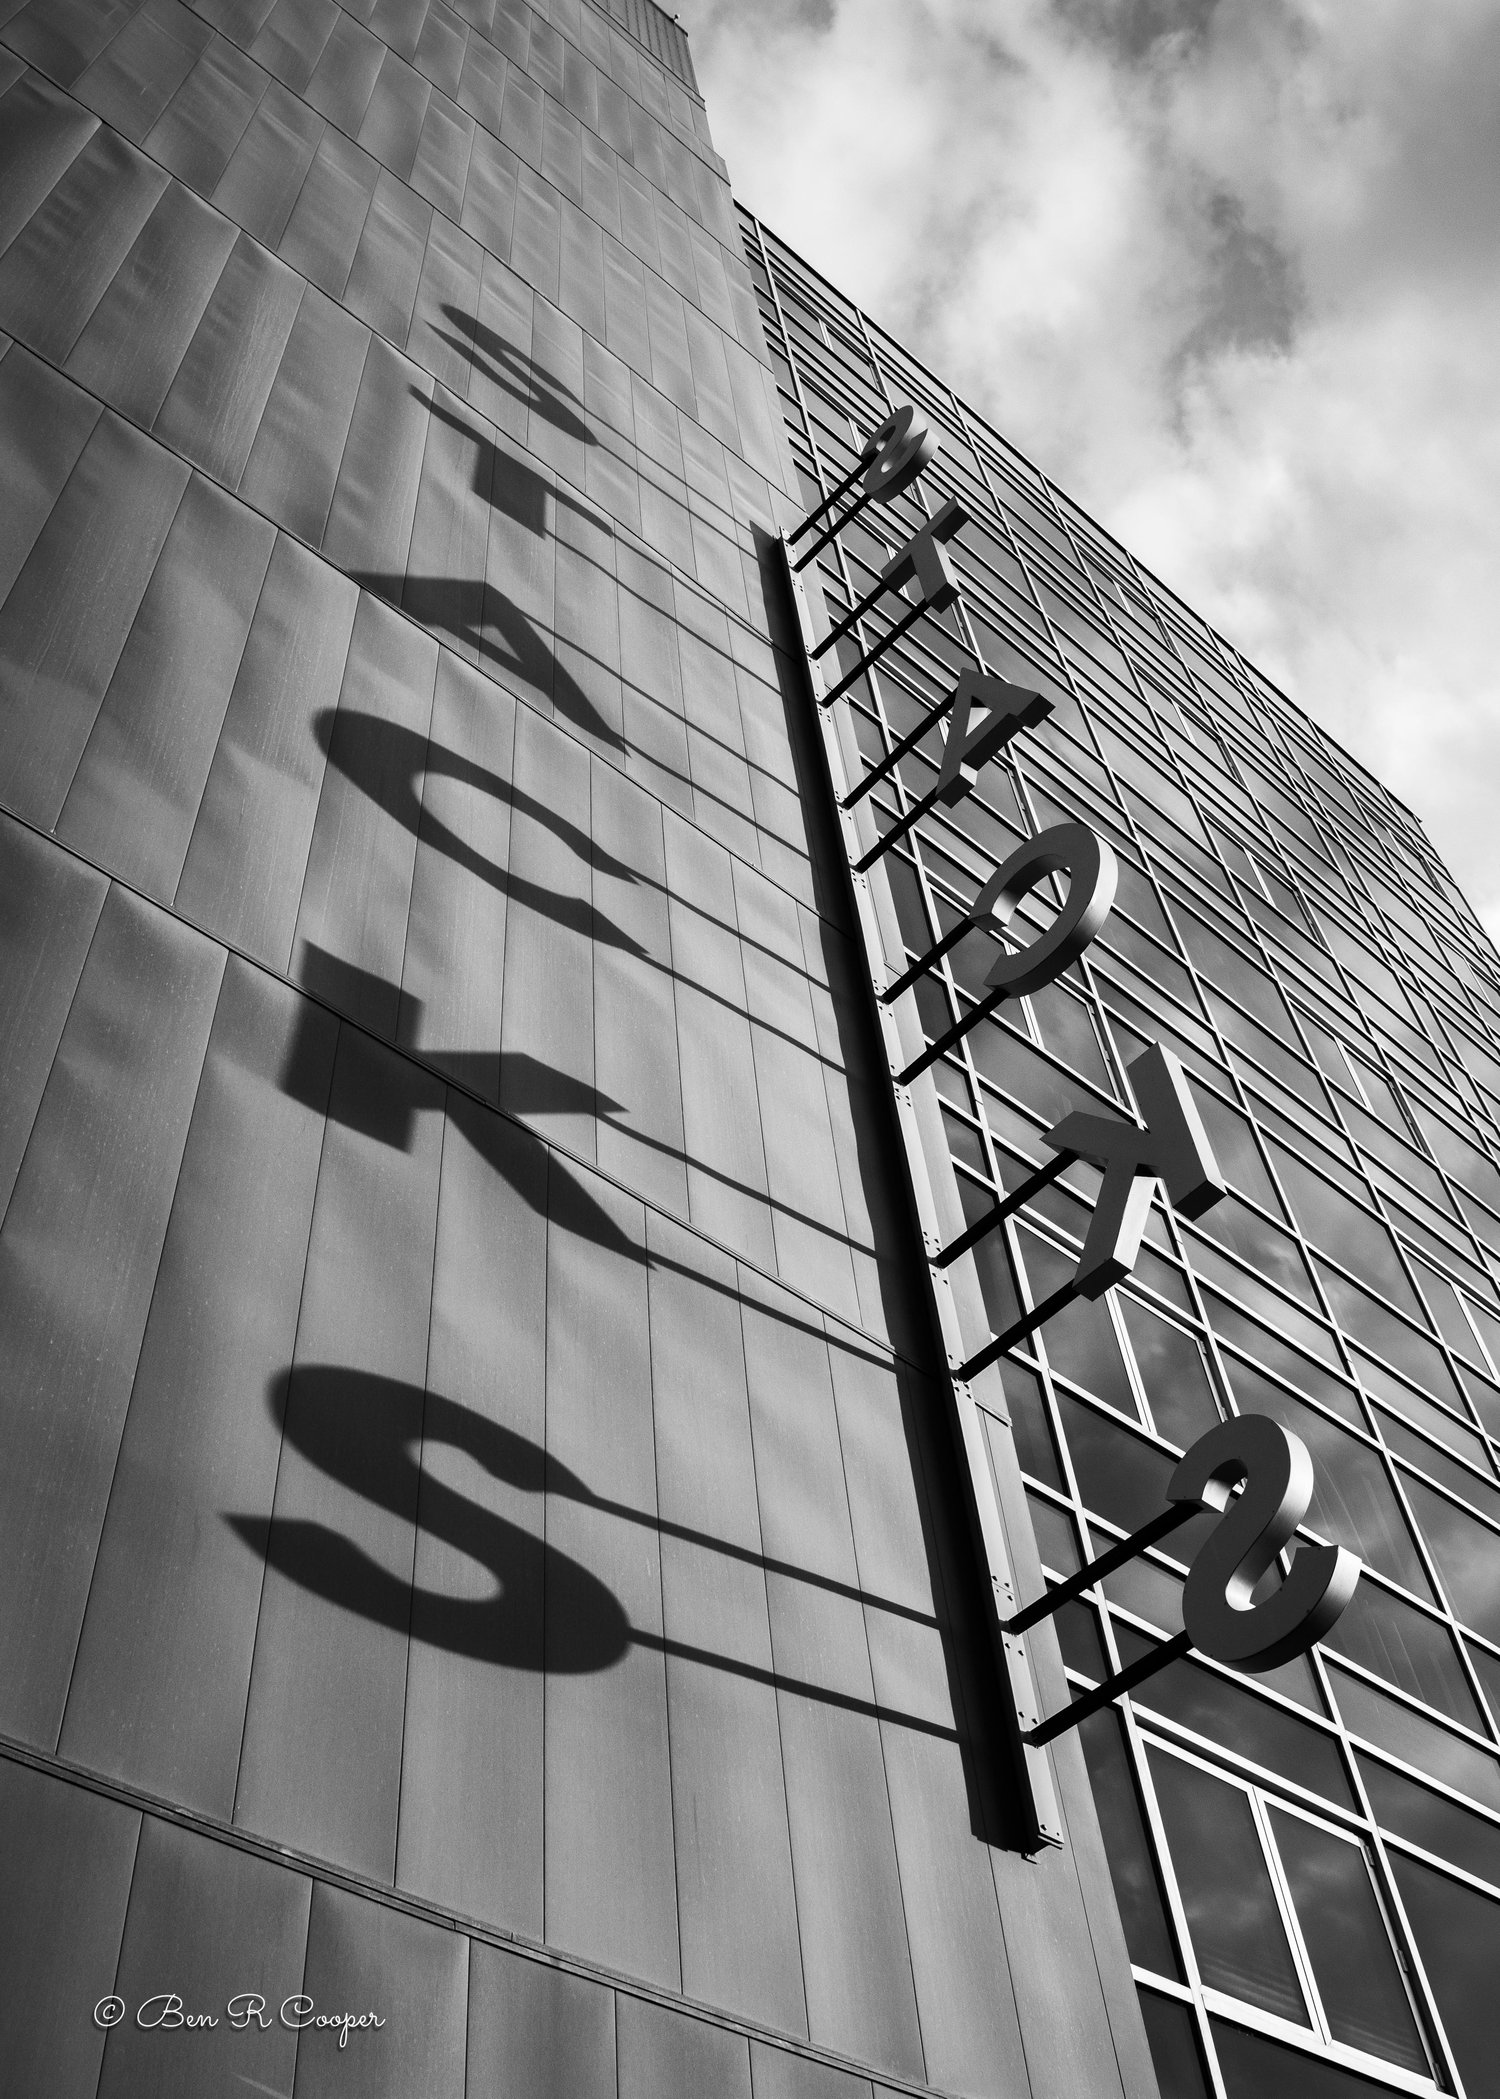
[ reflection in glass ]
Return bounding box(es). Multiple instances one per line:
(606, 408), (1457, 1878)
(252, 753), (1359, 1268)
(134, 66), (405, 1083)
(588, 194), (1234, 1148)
(995, 1361), (1062, 1489)
(1020, 1230), (1140, 1418)
(1147, 1748), (1308, 2024)
(1327, 1664), (1500, 1812)
(1053, 1594), (1109, 1680)
(1267, 1809), (1427, 2072)
(1118, 1297), (1221, 1447)
(1322, 1575), (1485, 1731)
(1080, 1711), (1181, 1979)
(1400, 1473), (1500, 1644)
(1356, 1752), (1500, 1893)
(1124, 1631), (1353, 1806)
(1026, 1490), (1081, 1575)
(1211, 2017), (1409, 2098)
(1103, 1551), (1184, 1638)
(1390, 1852), (1500, 2099)
(1137, 1990), (1210, 2099)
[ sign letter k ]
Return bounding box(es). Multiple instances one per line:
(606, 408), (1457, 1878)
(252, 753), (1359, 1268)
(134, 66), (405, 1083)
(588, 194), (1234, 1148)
(1045, 1044), (1226, 1298)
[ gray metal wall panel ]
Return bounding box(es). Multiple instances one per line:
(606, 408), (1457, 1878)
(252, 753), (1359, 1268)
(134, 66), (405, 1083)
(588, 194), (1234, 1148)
(469, 247), (532, 438)
(674, 586), (759, 865)
(0, 810), (108, 1223)
(0, 1757), (139, 2099)
(551, 497), (622, 758)
(466, 1943), (618, 2099)
(324, 334), (434, 573)
(0, 885), (224, 1744)
(234, 1025), (443, 1878)
(498, 703), (596, 1153)
(293, 589), (438, 1036)
(460, 123), (519, 259)
(3, 0), (139, 93)
(294, 1879), (468, 2099)
(394, 1097), (547, 1929)
(0, 70), (98, 255)
(211, 78), (323, 247)
(750, 2043), (874, 2099)
(0, 412), (188, 829)
(73, 0), (214, 141)
(64, 178), (237, 424)
(397, 649), (515, 1095)
(739, 1270), (927, 2082)
(617, 1994), (753, 2099)
(0, 347), (100, 605)
(304, 9), (383, 131)
(237, 277), (370, 542)
(358, 46), (431, 179)
(590, 754), (686, 1212)
(154, 232), (306, 486)
(98, 1814), (311, 2099)
(412, 84), (475, 218)
(344, 166), (431, 340)
(662, 808), (776, 1268)
(175, 532), (357, 967)
(60, 960), (334, 1814)
(251, 0), (338, 96)
(542, 1152), (680, 1984)
(403, 375), (495, 670)
(414, 2), (464, 99)
(646, 1208), (808, 2036)
(735, 854), (861, 1324)
(0, 124), (165, 362)
(57, 472), (275, 898)
(409, 211), (484, 386)
(616, 540), (691, 818)
(145, 39), (270, 196)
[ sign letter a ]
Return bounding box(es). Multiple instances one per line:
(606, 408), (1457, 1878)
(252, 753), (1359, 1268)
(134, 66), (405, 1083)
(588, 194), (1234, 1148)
(1045, 1043), (1226, 1298)
(936, 670), (1052, 806)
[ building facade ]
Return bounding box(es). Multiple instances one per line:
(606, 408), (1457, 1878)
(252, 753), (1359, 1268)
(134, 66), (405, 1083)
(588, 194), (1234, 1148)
(742, 216), (1500, 2099)
(0, 2), (1494, 2096)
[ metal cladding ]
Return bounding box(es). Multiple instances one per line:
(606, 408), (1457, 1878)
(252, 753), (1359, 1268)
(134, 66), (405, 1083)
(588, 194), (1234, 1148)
(0, 2), (1178, 2095)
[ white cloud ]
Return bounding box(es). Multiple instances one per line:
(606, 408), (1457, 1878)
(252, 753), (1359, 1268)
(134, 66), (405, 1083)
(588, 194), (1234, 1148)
(683, 0), (1500, 934)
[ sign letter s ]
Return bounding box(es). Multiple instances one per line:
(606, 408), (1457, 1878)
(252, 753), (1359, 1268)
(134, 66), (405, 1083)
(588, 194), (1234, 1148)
(1168, 1415), (1360, 1671)
(861, 404), (941, 503)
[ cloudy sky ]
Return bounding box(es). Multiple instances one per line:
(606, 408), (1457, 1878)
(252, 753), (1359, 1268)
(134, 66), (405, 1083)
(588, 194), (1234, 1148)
(681, 0), (1500, 934)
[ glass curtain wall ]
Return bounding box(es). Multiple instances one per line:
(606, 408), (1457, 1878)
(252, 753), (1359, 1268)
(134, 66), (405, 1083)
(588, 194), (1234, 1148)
(743, 205), (1500, 2099)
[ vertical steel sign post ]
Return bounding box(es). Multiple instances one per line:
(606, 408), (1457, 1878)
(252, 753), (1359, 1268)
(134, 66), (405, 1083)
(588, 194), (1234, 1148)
(779, 412), (1358, 1851)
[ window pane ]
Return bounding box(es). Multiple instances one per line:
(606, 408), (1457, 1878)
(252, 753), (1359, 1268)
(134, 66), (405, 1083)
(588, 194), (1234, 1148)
(1357, 1752), (1500, 1893)
(1401, 1474), (1500, 1644)
(1211, 2017), (1414, 2099)
(990, 1362), (1062, 1490)
(1138, 1989), (1210, 2099)
(1322, 1575), (1486, 1731)
(1119, 1298), (1221, 1448)
(1267, 1809), (1427, 2072)
(1121, 1631), (1354, 1807)
(1390, 1852), (1500, 2099)
(1327, 1664), (1500, 1811)
(1147, 1748), (1308, 2024)
(1055, 1396), (1214, 1559)
(1079, 1709), (1181, 1978)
